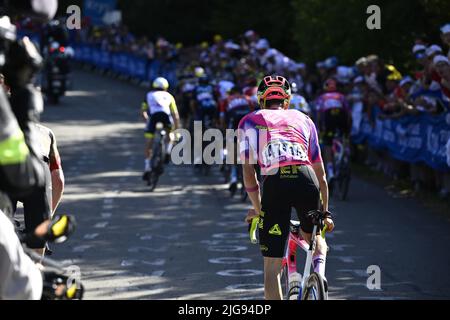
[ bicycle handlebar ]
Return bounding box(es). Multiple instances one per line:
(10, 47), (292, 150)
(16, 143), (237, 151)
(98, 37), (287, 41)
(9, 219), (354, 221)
(249, 213), (329, 244)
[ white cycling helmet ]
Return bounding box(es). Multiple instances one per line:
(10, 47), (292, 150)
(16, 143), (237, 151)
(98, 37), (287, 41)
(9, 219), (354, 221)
(153, 77), (169, 90)
(194, 67), (205, 78)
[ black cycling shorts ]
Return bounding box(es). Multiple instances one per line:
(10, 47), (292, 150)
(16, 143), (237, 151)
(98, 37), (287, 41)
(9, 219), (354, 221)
(259, 165), (321, 258)
(10, 165), (52, 249)
(145, 112), (173, 138)
(322, 108), (349, 146)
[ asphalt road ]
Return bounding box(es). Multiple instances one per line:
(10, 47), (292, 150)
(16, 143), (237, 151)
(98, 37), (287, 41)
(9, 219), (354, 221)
(39, 69), (450, 300)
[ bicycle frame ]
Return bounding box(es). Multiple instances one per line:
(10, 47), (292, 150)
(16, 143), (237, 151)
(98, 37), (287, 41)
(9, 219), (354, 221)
(283, 223), (325, 298)
(249, 217), (327, 300)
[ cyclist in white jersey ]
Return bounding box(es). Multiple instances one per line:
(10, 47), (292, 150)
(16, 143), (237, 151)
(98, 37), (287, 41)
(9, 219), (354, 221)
(141, 77), (180, 179)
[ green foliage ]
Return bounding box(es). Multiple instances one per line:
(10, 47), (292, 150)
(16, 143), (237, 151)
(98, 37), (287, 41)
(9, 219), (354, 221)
(79, 0), (449, 69)
(291, 0), (450, 67)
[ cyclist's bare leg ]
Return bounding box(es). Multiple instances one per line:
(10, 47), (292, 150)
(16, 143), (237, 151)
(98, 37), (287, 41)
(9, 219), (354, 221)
(145, 137), (154, 172)
(300, 230), (328, 277)
(264, 257), (283, 300)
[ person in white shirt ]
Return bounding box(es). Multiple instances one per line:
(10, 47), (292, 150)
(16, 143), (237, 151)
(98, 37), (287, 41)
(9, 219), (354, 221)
(440, 24), (450, 60)
(0, 210), (43, 300)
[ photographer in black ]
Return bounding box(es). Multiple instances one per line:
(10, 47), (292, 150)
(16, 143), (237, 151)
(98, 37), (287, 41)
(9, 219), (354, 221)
(0, 0), (81, 300)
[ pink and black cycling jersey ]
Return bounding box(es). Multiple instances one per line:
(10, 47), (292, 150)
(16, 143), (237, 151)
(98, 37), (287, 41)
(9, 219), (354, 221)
(238, 109), (322, 173)
(315, 92), (349, 113)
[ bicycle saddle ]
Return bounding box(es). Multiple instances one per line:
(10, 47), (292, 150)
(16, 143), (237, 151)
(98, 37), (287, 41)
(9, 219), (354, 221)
(290, 220), (300, 234)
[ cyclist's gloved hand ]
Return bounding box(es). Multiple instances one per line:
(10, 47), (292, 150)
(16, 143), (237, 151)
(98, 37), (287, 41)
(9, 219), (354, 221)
(41, 271), (84, 300)
(46, 215), (76, 243)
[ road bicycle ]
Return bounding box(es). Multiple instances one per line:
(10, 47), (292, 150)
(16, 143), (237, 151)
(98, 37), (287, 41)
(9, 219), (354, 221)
(329, 136), (351, 201)
(250, 210), (329, 300)
(19, 214), (85, 300)
(146, 122), (168, 192)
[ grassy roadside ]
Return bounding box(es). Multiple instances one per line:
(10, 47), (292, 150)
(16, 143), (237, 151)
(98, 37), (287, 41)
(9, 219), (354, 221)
(352, 161), (450, 218)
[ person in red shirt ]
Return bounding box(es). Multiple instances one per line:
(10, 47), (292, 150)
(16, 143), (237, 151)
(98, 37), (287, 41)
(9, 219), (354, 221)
(219, 86), (255, 193)
(431, 55), (450, 99)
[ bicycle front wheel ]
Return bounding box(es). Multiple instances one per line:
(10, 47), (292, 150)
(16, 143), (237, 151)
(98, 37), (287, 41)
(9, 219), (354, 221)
(301, 273), (327, 300)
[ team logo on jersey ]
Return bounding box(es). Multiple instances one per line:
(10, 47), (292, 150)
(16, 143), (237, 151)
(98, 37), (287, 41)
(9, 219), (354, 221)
(261, 140), (308, 166)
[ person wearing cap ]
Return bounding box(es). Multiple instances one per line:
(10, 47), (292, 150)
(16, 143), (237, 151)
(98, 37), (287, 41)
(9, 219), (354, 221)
(432, 55), (450, 99)
(355, 57), (371, 77)
(244, 30), (259, 45)
(440, 23), (450, 59)
(398, 76), (415, 99)
(362, 55), (384, 95)
(426, 45), (443, 60)
(348, 76), (366, 135)
(413, 44), (427, 60)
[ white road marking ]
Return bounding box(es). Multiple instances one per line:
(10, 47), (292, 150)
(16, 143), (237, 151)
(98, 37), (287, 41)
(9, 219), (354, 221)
(201, 240), (243, 246)
(84, 233), (100, 240)
(73, 245), (93, 253)
(337, 269), (369, 278)
(226, 284), (264, 292)
(94, 222), (109, 229)
(330, 256), (359, 263)
(101, 213), (113, 219)
(142, 259), (166, 267)
(156, 233), (184, 240)
(151, 271), (165, 277)
(209, 257), (252, 265)
(217, 269), (263, 277)
(330, 244), (355, 252)
(121, 260), (135, 267)
(128, 246), (169, 253)
(114, 286), (141, 292)
(208, 245), (248, 252)
(212, 233), (248, 239)
(216, 221), (245, 229)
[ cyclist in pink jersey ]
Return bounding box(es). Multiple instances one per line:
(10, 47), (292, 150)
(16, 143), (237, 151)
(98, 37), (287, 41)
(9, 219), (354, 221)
(315, 78), (352, 181)
(238, 76), (334, 300)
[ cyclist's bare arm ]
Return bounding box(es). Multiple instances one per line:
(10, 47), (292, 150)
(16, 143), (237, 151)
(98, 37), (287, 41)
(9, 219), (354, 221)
(141, 102), (149, 122)
(312, 161), (329, 212)
(243, 163), (262, 216)
(170, 99), (181, 130)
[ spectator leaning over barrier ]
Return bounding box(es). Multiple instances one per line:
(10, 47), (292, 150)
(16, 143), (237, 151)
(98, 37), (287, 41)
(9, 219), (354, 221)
(440, 23), (450, 60)
(432, 55), (450, 100)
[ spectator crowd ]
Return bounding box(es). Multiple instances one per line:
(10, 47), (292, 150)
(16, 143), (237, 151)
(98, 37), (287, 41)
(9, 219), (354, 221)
(179, 24), (450, 198)
(17, 16), (450, 198)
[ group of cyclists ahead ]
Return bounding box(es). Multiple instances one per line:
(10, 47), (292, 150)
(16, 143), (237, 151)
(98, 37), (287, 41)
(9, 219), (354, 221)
(140, 70), (339, 299)
(140, 61), (352, 193)
(138, 31), (353, 299)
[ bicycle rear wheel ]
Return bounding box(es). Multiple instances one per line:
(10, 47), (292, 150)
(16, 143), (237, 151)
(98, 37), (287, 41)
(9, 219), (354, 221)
(301, 273), (327, 300)
(148, 148), (162, 192)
